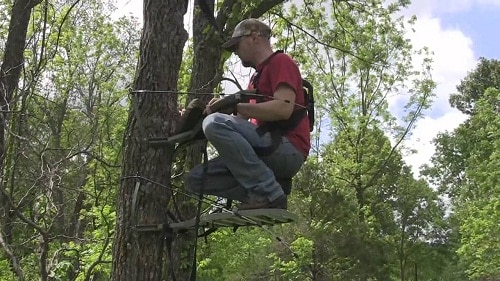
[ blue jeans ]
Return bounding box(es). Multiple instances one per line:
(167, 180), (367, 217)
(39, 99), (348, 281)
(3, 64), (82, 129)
(186, 113), (304, 203)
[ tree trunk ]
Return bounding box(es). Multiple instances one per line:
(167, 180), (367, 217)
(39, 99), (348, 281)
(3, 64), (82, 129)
(400, 219), (406, 281)
(165, 2), (224, 279)
(111, 0), (188, 280)
(0, 0), (41, 201)
(0, 0), (41, 279)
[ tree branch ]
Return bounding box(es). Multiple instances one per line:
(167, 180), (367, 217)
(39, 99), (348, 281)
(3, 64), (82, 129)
(0, 231), (25, 281)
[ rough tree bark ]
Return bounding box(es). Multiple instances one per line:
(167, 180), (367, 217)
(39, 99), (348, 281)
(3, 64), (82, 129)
(111, 0), (188, 280)
(0, 0), (42, 280)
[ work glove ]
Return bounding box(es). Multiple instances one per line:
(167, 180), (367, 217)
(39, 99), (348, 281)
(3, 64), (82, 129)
(208, 90), (256, 115)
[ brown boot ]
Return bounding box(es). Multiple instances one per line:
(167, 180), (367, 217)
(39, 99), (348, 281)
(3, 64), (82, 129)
(238, 195), (287, 210)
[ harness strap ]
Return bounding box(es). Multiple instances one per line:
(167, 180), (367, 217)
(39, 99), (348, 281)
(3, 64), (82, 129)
(165, 225), (178, 281)
(189, 146), (209, 281)
(251, 51), (307, 155)
(253, 109), (307, 156)
(252, 130), (282, 156)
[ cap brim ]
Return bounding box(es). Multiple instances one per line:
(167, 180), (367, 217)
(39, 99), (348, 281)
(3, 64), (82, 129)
(222, 37), (240, 51)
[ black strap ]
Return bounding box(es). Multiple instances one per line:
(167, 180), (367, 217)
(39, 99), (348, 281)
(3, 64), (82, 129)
(253, 109), (307, 156)
(256, 109), (307, 135)
(165, 225), (178, 281)
(253, 130), (282, 156)
(302, 79), (315, 132)
(251, 51), (307, 155)
(189, 146), (209, 281)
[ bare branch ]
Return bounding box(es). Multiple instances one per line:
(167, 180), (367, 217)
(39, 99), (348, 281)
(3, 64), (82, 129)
(0, 231), (25, 281)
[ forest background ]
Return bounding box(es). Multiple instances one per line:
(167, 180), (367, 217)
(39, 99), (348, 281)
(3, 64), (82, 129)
(0, 0), (498, 280)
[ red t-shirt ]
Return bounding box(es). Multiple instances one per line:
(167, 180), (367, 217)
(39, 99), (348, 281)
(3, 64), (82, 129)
(248, 52), (311, 157)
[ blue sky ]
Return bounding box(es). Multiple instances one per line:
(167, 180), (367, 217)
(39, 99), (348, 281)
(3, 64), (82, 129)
(114, 0), (499, 176)
(440, 7), (499, 59)
(397, 0), (499, 175)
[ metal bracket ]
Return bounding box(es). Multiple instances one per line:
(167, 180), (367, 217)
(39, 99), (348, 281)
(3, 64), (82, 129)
(133, 223), (166, 232)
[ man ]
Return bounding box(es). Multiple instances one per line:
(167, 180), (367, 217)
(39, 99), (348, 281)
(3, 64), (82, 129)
(186, 18), (310, 210)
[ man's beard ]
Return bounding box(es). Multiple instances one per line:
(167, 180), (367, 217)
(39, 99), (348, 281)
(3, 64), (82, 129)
(241, 60), (253, 68)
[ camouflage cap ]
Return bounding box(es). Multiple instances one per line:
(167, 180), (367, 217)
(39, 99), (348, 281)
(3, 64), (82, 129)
(222, 18), (271, 51)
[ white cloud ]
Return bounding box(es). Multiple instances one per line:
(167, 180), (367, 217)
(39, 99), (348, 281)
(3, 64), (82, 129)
(409, 17), (476, 112)
(405, 112), (468, 177)
(479, 0), (500, 5)
(388, 16), (475, 112)
(399, 12), (476, 176)
(402, 0), (500, 16)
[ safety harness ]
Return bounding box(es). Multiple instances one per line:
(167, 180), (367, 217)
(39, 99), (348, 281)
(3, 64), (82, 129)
(250, 50), (314, 156)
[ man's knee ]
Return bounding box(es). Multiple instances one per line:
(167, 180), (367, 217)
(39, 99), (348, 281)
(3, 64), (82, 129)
(202, 120), (216, 140)
(202, 113), (233, 140)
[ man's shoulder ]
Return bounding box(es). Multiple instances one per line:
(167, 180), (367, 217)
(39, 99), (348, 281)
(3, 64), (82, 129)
(273, 52), (294, 62)
(270, 52), (299, 70)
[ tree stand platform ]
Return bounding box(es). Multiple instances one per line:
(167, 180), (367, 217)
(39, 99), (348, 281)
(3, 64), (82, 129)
(169, 209), (298, 230)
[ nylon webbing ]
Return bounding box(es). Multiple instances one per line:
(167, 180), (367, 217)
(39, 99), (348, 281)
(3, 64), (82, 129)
(189, 145), (209, 281)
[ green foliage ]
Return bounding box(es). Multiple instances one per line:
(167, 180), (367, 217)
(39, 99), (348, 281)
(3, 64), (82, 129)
(0, 258), (14, 281)
(425, 74), (500, 278)
(270, 236), (314, 280)
(455, 88), (500, 279)
(387, 167), (448, 280)
(0, 0), (139, 279)
(284, 141), (448, 280)
(272, 0), (434, 147)
(0, 0), (11, 53)
(261, 1), (443, 279)
(450, 58), (500, 115)
(197, 227), (275, 280)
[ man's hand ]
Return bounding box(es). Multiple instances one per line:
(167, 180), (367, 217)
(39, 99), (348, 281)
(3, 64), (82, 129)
(205, 90), (258, 115)
(206, 95), (241, 115)
(204, 98), (220, 115)
(205, 97), (237, 115)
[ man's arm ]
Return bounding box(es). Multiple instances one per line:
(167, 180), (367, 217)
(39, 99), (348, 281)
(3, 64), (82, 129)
(236, 83), (296, 121)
